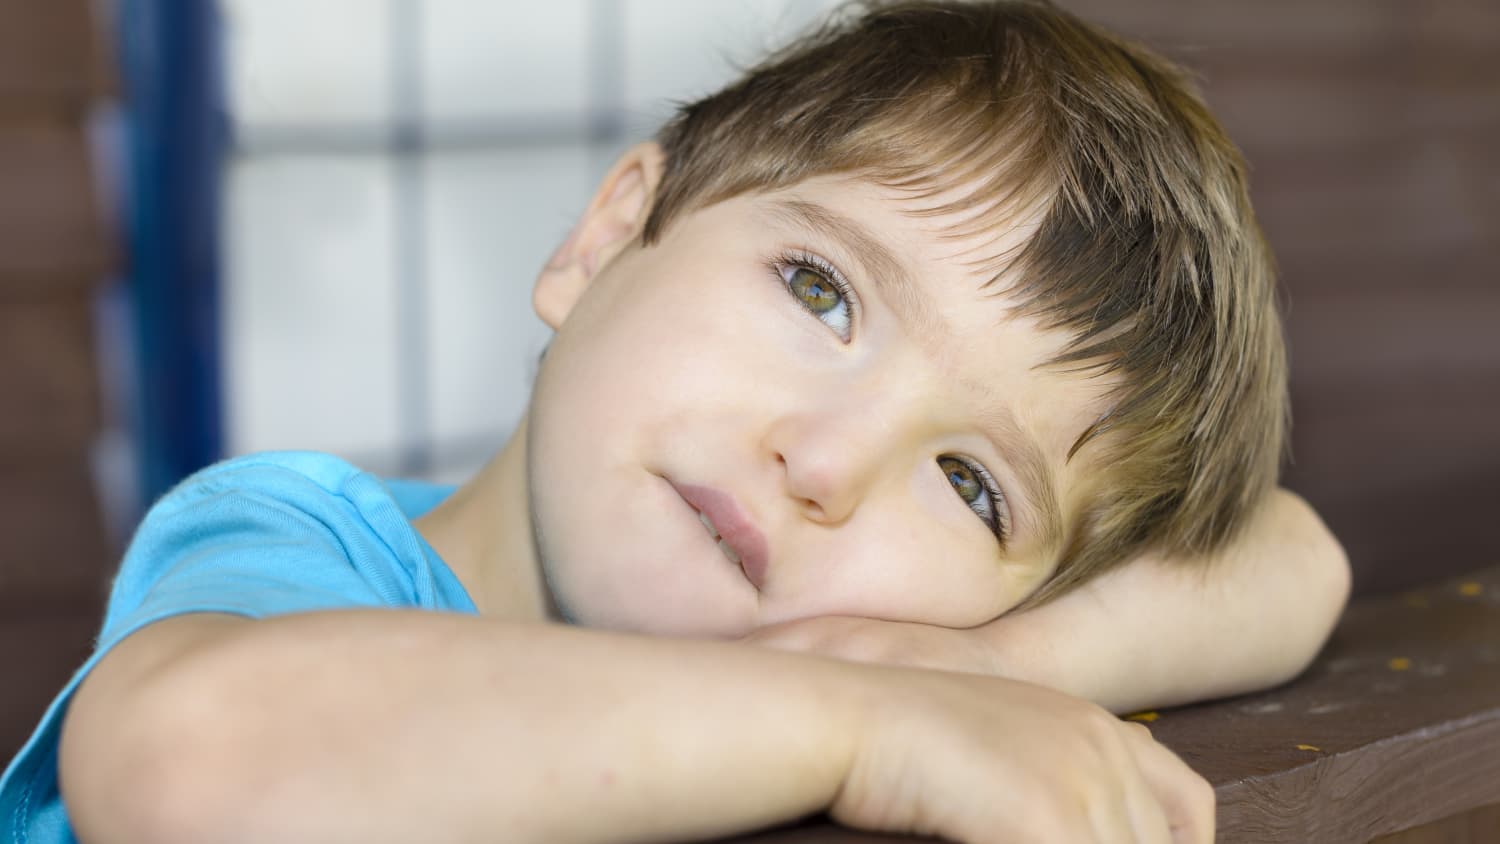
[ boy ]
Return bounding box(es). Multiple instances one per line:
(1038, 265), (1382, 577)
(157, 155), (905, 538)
(3, 1), (1348, 842)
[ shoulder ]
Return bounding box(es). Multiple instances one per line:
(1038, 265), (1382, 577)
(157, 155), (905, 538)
(150, 450), (455, 528)
(109, 450), (468, 626)
(149, 450), (376, 514)
(119, 451), (381, 588)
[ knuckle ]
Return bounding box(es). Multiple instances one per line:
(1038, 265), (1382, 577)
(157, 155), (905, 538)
(1078, 705), (1126, 743)
(1167, 773), (1217, 838)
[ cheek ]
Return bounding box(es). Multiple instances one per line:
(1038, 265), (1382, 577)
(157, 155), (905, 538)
(777, 473), (1020, 629)
(534, 294), (720, 451)
(554, 262), (784, 394)
(528, 448), (761, 637)
(523, 259), (786, 634)
(785, 523), (1015, 628)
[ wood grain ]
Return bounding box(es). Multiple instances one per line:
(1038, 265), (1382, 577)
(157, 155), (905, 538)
(1170, 567), (1500, 841)
(718, 566), (1500, 843)
(1376, 803), (1500, 843)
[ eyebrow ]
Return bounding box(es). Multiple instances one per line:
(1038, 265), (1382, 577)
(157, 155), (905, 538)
(976, 401), (1065, 554)
(761, 197), (1066, 553)
(762, 198), (943, 335)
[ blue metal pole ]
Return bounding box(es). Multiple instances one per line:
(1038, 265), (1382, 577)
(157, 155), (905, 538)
(118, 0), (225, 505)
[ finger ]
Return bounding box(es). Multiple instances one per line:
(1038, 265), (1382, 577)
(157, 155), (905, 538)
(1126, 727), (1216, 844)
(1084, 777), (1145, 844)
(1118, 748), (1174, 844)
(1087, 723), (1171, 844)
(973, 793), (1097, 844)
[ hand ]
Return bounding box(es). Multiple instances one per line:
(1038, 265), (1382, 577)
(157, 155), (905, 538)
(836, 666), (1215, 843)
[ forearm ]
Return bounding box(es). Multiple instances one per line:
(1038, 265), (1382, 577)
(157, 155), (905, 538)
(993, 489), (1351, 714)
(63, 611), (860, 844)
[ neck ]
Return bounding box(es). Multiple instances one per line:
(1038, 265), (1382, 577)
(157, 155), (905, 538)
(413, 415), (558, 622)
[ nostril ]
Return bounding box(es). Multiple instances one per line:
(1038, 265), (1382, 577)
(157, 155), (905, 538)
(800, 498), (826, 521)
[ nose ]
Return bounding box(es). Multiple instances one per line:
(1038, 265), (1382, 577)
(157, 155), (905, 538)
(763, 398), (917, 525)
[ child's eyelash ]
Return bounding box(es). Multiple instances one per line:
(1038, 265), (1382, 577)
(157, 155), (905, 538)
(957, 455), (1012, 544)
(769, 249), (861, 320)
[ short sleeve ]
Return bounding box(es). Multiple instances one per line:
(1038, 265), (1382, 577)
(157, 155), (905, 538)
(0, 452), (472, 843)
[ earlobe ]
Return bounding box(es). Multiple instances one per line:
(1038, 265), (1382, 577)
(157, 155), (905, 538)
(532, 142), (666, 330)
(534, 227), (584, 330)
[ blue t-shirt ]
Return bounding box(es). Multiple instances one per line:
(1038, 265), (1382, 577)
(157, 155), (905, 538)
(0, 451), (477, 844)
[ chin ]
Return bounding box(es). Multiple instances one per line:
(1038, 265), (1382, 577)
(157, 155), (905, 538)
(538, 553), (750, 640)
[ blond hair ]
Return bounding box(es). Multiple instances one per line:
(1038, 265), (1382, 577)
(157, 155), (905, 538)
(642, 0), (1287, 605)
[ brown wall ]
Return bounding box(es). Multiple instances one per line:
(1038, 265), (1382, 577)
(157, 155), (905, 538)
(1065, 0), (1500, 595)
(0, 1), (114, 760)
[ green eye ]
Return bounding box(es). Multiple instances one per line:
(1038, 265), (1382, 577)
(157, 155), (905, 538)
(779, 258), (853, 340)
(939, 456), (983, 504)
(789, 267), (841, 314)
(938, 455), (1005, 541)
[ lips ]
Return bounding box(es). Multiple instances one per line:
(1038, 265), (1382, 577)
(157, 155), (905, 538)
(670, 481), (770, 590)
(696, 510), (744, 564)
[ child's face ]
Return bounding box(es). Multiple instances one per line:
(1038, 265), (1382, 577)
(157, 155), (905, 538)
(526, 161), (1113, 637)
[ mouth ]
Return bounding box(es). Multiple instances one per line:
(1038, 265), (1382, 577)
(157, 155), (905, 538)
(669, 481), (770, 590)
(696, 510), (743, 565)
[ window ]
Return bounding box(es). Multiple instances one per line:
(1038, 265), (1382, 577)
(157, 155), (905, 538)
(220, 0), (835, 481)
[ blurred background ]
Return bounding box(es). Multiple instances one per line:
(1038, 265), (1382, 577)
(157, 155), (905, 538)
(0, 0), (1495, 759)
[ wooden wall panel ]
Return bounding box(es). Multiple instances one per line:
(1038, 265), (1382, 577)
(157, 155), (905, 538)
(0, 606), (101, 766)
(0, 296), (99, 456)
(0, 0), (104, 108)
(0, 122), (110, 286)
(0, 0), (111, 761)
(0, 461), (108, 609)
(1285, 288), (1500, 382)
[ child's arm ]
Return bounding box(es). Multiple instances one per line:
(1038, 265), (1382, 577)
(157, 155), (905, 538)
(745, 488), (1351, 714)
(58, 609), (1213, 843)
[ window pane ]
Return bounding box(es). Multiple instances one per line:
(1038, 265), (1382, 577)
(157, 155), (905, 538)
(421, 0), (590, 123)
(622, 0), (837, 134)
(223, 155), (403, 459)
(424, 145), (595, 446)
(222, 0), (393, 128)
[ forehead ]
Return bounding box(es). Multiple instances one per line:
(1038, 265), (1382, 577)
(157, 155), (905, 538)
(747, 173), (1120, 547)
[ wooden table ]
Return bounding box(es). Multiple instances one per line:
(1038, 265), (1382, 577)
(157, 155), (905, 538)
(725, 565), (1500, 843)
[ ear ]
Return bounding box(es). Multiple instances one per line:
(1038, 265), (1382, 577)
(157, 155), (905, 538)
(533, 142), (666, 329)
